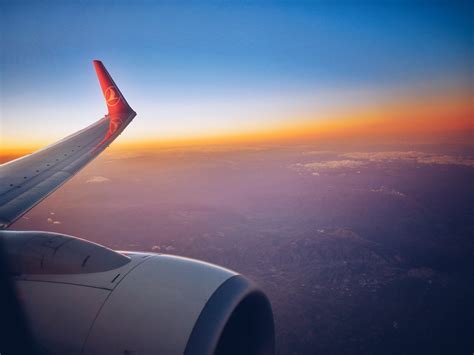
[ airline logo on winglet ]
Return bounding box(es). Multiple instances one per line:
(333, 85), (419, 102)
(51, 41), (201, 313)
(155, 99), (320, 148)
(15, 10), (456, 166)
(105, 86), (121, 107)
(93, 60), (134, 116)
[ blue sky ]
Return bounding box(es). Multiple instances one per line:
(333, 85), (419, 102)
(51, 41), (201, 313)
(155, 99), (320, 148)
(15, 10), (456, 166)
(1, 1), (472, 147)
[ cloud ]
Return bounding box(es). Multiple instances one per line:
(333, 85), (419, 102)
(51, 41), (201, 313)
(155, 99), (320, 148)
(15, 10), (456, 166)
(341, 151), (420, 162)
(342, 151), (474, 167)
(47, 217), (61, 224)
(164, 245), (176, 252)
(302, 150), (336, 156)
(416, 155), (474, 167)
(293, 150), (474, 176)
(86, 176), (111, 183)
(371, 186), (406, 198)
(294, 160), (365, 173)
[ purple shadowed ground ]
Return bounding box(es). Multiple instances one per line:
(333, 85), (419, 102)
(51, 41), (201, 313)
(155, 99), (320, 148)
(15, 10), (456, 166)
(11, 143), (474, 355)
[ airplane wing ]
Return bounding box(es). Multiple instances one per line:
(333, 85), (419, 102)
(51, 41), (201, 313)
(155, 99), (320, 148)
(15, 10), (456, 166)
(0, 61), (136, 229)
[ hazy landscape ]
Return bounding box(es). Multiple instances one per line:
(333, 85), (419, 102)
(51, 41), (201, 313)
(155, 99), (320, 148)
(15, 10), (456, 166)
(7, 142), (474, 354)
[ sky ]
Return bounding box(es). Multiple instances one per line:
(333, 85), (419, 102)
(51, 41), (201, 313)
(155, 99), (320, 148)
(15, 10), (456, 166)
(0, 0), (472, 153)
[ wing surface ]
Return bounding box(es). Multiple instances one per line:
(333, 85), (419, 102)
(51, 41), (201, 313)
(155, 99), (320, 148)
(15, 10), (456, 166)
(0, 61), (136, 229)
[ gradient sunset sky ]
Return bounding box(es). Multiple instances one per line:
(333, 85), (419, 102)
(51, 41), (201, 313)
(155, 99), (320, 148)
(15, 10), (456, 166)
(1, 1), (472, 153)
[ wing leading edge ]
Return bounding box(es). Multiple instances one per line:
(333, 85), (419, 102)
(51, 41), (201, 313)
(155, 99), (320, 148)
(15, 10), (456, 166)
(0, 61), (136, 229)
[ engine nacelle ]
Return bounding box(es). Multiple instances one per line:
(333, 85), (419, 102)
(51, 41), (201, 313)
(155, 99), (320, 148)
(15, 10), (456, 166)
(1, 231), (275, 355)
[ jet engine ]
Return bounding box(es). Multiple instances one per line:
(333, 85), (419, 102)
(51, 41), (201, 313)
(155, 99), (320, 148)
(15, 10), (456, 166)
(1, 230), (275, 355)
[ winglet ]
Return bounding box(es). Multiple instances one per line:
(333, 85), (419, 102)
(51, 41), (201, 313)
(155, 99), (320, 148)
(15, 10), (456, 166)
(93, 60), (134, 117)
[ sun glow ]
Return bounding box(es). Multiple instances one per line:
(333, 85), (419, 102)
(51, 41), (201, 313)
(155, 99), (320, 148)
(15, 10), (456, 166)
(2, 90), (472, 162)
(115, 91), (473, 150)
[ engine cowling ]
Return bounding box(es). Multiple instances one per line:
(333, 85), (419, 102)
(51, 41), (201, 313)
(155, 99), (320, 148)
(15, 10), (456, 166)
(1, 230), (275, 355)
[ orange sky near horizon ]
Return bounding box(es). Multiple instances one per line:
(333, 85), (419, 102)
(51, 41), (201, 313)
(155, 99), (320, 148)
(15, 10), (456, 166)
(1, 90), (473, 160)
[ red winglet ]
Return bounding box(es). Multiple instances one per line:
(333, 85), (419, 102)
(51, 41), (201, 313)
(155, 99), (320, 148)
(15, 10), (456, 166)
(93, 60), (133, 117)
